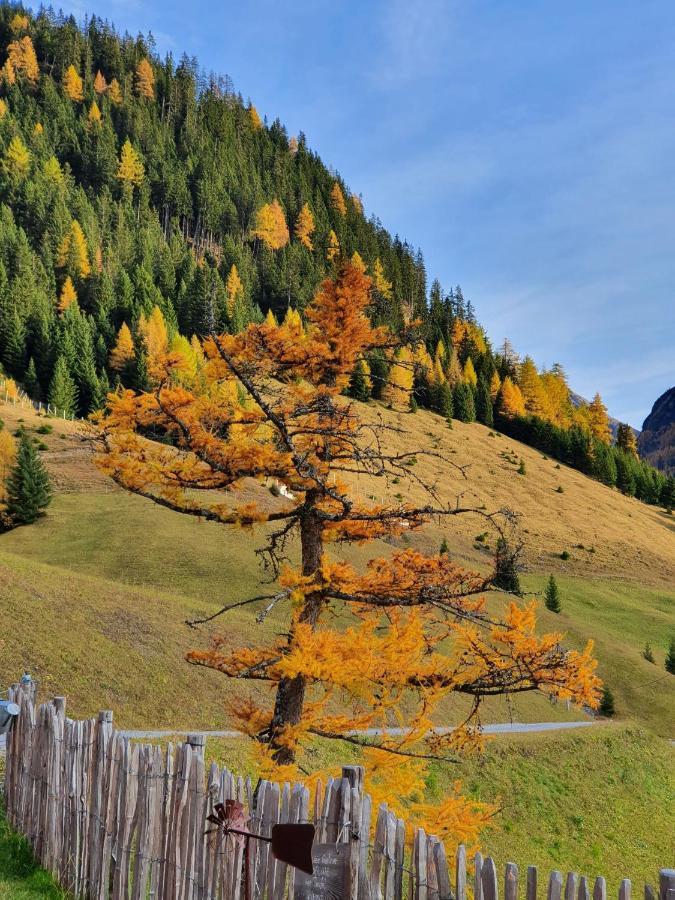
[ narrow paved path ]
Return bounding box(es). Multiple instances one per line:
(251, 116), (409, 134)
(0, 719), (599, 754)
(115, 720), (598, 741)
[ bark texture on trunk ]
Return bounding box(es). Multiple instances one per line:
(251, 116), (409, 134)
(269, 491), (323, 764)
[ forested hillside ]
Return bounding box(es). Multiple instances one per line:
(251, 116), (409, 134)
(0, 3), (672, 508)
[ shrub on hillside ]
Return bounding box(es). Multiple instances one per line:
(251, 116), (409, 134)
(666, 637), (675, 675)
(599, 686), (616, 717)
(545, 575), (561, 613)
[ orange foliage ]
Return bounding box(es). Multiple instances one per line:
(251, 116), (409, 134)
(330, 182), (347, 216)
(62, 64), (83, 102)
(108, 78), (123, 105)
(96, 262), (600, 849)
(135, 58), (155, 99)
(109, 322), (135, 371)
(4, 35), (39, 85)
(57, 276), (78, 313)
(294, 202), (315, 250)
(251, 199), (289, 250)
(93, 70), (107, 94)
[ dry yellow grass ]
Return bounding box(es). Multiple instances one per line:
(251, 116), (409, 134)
(0, 397), (673, 735)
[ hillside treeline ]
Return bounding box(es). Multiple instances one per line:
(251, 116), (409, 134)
(0, 5), (671, 509)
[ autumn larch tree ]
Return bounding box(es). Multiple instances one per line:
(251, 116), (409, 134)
(3, 135), (30, 181)
(116, 138), (144, 195)
(63, 64), (84, 102)
(93, 69), (107, 94)
(96, 262), (600, 838)
(135, 58), (155, 99)
(330, 181), (347, 216)
(294, 202), (315, 250)
(57, 220), (91, 280)
(251, 199), (289, 250)
(108, 78), (123, 105)
(588, 393), (611, 444)
(57, 276), (78, 313)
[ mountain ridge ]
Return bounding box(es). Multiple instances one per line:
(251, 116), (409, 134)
(638, 386), (675, 474)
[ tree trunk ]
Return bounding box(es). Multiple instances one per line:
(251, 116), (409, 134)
(268, 491), (323, 764)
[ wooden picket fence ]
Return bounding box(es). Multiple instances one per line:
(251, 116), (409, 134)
(3, 684), (674, 900)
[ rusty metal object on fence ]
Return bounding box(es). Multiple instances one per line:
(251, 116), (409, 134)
(205, 799), (316, 875)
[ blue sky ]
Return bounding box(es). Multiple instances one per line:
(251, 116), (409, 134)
(57, 0), (675, 427)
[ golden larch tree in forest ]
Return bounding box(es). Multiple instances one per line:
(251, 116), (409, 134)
(135, 58), (155, 99)
(116, 139), (144, 191)
(383, 346), (414, 409)
(372, 258), (393, 300)
(326, 229), (340, 262)
(249, 104), (263, 130)
(489, 371), (501, 402)
(109, 322), (135, 371)
(498, 376), (526, 417)
(350, 250), (366, 273)
(93, 70), (107, 94)
(518, 356), (549, 418)
(57, 220), (91, 279)
(0, 429), (16, 502)
(88, 101), (102, 126)
(57, 276), (78, 313)
(294, 202), (315, 250)
(251, 200), (289, 250)
(330, 181), (347, 216)
(4, 35), (39, 85)
(588, 393), (611, 444)
(9, 13), (29, 35)
(96, 262), (600, 842)
(225, 264), (244, 318)
(3, 135), (30, 180)
(463, 357), (478, 387)
(43, 155), (63, 184)
(108, 78), (123, 105)
(62, 64), (83, 101)
(138, 306), (169, 381)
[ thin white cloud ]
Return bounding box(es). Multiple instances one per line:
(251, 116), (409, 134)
(370, 0), (457, 88)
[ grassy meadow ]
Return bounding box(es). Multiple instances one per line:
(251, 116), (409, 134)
(0, 396), (673, 883)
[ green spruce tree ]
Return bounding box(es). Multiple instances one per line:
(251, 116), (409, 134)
(666, 636), (675, 675)
(475, 378), (494, 427)
(598, 686), (615, 717)
(48, 356), (78, 417)
(544, 574), (561, 613)
(642, 642), (655, 664)
(4, 433), (52, 526)
(24, 357), (40, 400)
(453, 382), (476, 423)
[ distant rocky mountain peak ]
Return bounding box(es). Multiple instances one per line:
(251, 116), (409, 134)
(638, 387), (675, 474)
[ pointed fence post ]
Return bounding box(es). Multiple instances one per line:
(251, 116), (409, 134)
(659, 871), (675, 900)
(482, 857), (499, 900)
(505, 863), (518, 900)
(528, 867), (538, 900)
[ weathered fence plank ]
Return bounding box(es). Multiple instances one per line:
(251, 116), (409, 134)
(2, 687), (668, 900)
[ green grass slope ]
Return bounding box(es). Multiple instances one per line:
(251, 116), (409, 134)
(0, 398), (672, 735)
(0, 804), (65, 899)
(199, 726), (673, 893)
